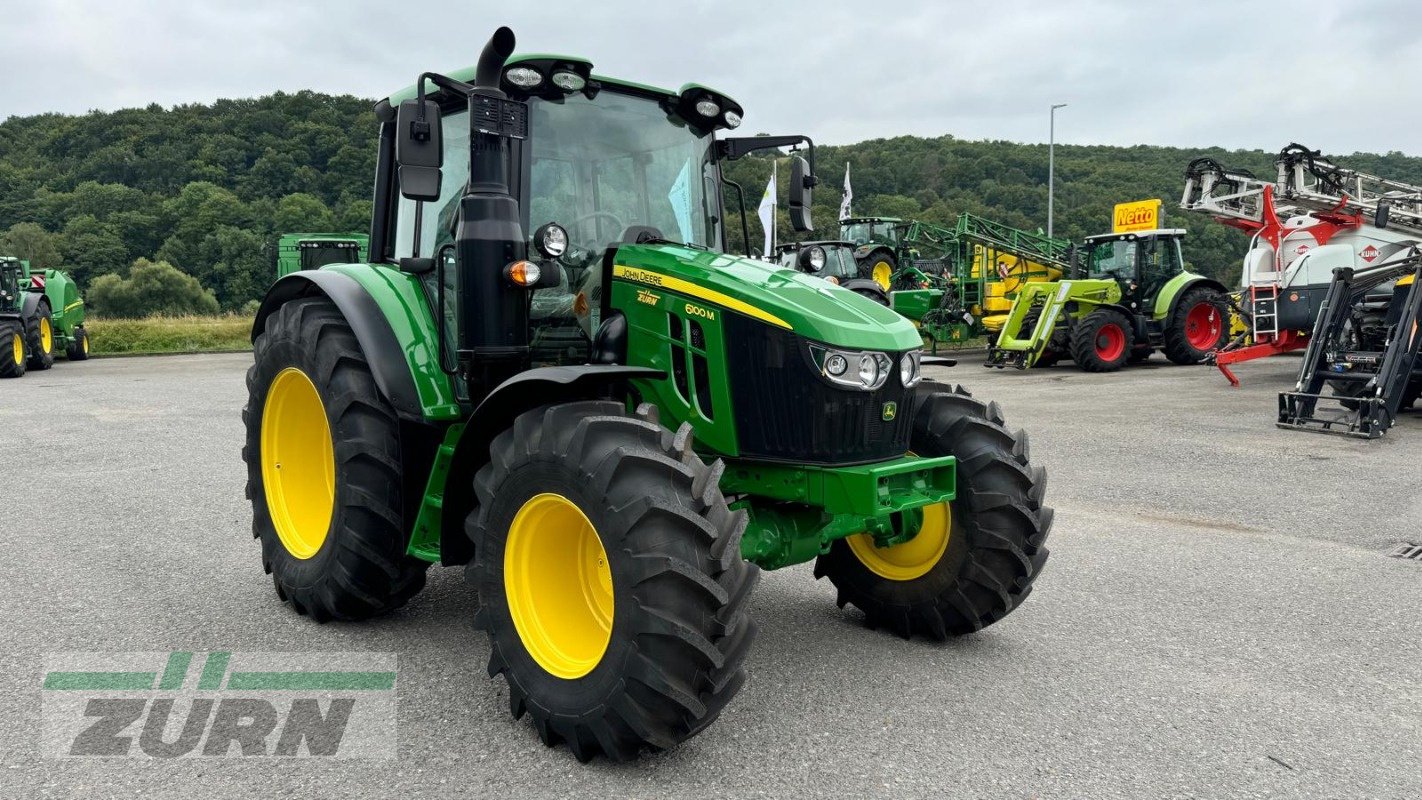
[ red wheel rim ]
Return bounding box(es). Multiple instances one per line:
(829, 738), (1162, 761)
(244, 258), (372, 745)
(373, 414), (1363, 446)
(1184, 302), (1222, 350)
(1095, 323), (1126, 361)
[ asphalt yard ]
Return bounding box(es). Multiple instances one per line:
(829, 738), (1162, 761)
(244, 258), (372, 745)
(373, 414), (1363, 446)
(2, 351), (1418, 799)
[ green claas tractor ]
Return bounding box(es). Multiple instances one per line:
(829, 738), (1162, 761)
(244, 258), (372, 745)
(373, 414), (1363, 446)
(273, 233), (370, 279)
(0, 256), (89, 378)
(986, 229), (1228, 371)
(243, 27), (1052, 762)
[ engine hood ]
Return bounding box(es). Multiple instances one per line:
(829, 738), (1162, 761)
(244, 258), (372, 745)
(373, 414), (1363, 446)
(611, 243), (922, 351)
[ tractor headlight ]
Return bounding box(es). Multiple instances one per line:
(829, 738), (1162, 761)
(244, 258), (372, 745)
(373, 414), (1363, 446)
(551, 70), (585, 92)
(723, 110), (742, 128)
(695, 98), (721, 118)
(900, 350), (922, 388)
(811, 345), (891, 391)
(505, 66), (544, 89)
(799, 245), (826, 272)
(534, 222), (569, 258)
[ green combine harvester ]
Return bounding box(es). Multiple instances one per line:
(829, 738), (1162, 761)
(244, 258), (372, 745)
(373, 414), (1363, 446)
(243, 27), (1052, 762)
(0, 256), (89, 378)
(273, 232), (370, 278)
(986, 227), (1228, 371)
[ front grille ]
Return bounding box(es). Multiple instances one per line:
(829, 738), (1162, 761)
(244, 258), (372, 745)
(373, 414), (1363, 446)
(724, 313), (916, 465)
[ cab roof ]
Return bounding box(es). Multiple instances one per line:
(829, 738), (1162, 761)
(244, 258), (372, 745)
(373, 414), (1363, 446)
(1084, 228), (1187, 243)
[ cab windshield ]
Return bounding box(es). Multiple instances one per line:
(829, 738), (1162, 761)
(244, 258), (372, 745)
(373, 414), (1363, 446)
(840, 220), (899, 246)
(1087, 239), (1137, 277)
(528, 91), (721, 254)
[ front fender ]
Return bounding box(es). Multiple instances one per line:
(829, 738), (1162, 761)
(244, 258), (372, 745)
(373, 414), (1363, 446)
(253, 266), (461, 421)
(438, 365), (665, 564)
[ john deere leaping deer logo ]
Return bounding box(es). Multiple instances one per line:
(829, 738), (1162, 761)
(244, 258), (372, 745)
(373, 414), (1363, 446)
(881, 402), (897, 421)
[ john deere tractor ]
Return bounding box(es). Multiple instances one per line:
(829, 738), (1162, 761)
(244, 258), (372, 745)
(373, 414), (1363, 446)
(986, 229), (1228, 371)
(243, 27), (1051, 762)
(0, 256), (89, 378)
(273, 233), (371, 278)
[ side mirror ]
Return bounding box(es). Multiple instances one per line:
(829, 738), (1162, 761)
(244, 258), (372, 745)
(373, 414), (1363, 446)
(789, 156), (814, 232)
(396, 99), (443, 202)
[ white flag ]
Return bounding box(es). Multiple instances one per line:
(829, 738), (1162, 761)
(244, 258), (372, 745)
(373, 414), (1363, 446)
(839, 162), (853, 222)
(757, 164), (777, 258)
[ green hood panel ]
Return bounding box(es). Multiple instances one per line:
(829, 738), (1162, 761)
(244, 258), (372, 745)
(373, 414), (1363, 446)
(613, 244), (922, 351)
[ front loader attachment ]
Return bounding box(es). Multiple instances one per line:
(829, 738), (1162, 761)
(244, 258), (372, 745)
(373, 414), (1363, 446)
(985, 282), (1072, 369)
(1277, 259), (1422, 438)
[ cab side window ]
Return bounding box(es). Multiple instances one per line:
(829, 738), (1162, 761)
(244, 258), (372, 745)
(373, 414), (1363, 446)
(394, 109), (471, 259)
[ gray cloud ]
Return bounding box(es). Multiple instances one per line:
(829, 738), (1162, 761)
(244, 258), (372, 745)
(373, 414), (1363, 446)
(3, 0), (1420, 155)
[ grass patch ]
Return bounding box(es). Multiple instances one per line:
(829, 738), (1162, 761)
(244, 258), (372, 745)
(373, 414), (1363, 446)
(89, 314), (253, 356)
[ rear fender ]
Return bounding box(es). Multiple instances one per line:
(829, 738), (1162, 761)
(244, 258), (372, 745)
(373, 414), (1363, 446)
(438, 365), (665, 565)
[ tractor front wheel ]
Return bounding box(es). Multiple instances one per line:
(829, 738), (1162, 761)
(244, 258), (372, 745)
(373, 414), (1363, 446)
(24, 302), (55, 371)
(243, 297), (429, 621)
(0, 321), (26, 378)
(854, 287), (890, 306)
(67, 326), (90, 361)
(1163, 287), (1228, 365)
(467, 401), (758, 761)
(815, 383), (1052, 639)
(1071, 308), (1134, 372)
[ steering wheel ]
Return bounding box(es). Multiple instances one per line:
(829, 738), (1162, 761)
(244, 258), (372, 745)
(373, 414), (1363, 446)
(567, 211), (627, 246)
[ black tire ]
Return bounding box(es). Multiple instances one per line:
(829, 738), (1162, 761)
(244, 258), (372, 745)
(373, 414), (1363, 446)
(815, 383), (1052, 639)
(24, 301), (54, 370)
(66, 326), (90, 361)
(1163, 286), (1228, 365)
(853, 287), (890, 306)
(467, 401), (758, 762)
(1402, 380), (1421, 411)
(1070, 308), (1135, 372)
(866, 251), (898, 290)
(0, 321), (26, 378)
(242, 296), (428, 622)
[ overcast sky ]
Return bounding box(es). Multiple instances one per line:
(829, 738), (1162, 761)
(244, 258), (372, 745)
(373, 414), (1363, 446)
(4, 0), (1420, 155)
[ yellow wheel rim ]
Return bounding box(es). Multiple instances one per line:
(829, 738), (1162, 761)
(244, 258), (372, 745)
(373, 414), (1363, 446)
(39, 317), (52, 353)
(260, 367), (335, 560)
(846, 501), (952, 581)
(872, 261), (893, 291)
(82, 335), (89, 354)
(11, 332), (22, 365)
(504, 493), (614, 679)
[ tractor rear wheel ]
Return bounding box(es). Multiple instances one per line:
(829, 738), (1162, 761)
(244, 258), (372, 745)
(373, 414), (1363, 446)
(815, 383), (1052, 639)
(467, 401), (758, 762)
(66, 326), (90, 361)
(1163, 287), (1228, 364)
(1070, 308), (1134, 372)
(0, 321), (26, 378)
(24, 302), (55, 371)
(243, 297), (428, 621)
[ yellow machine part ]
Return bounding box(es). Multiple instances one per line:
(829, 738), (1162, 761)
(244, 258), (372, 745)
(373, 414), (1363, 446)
(972, 247), (1063, 316)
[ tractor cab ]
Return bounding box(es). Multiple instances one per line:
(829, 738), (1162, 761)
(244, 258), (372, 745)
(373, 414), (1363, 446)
(274, 234), (369, 278)
(839, 217), (904, 248)
(0, 257), (22, 313)
(1080, 228), (1188, 311)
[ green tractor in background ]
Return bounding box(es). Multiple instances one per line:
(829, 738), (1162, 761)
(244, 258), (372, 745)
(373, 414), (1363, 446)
(986, 228), (1228, 371)
(273, 232), (370, 278)
(0, 256), (89, 379)
(774, 240), (889, 304)
(839, 216), (909, 289)
(243, 27), (1051, 762)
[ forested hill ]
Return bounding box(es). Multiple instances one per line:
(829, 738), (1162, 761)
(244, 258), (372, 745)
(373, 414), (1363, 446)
(4, 89), (1422, 310)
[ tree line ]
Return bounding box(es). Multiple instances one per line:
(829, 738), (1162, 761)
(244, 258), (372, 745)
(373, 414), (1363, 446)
(3, 90), (1421, 314)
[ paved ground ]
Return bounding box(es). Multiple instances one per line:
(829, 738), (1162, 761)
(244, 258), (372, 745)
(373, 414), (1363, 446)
(2, 352), (1419, 799)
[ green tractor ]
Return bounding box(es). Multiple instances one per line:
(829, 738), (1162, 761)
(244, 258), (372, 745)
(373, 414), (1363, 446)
(986, 229), (1229, 371)
(273, 232), (370, 279)
(774, 240), (889, 304)
(243, 27), (1051, 762)
(839, 216), (908, 288)
(0, 256), (89, 378)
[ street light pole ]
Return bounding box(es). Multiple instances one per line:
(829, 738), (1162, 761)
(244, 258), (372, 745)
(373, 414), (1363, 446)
(1048, 103), (1067, 239)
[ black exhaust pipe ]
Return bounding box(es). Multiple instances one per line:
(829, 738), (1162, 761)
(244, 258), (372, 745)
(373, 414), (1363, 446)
(474, 26), (516, 90)
(457, 26), (528, 392)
